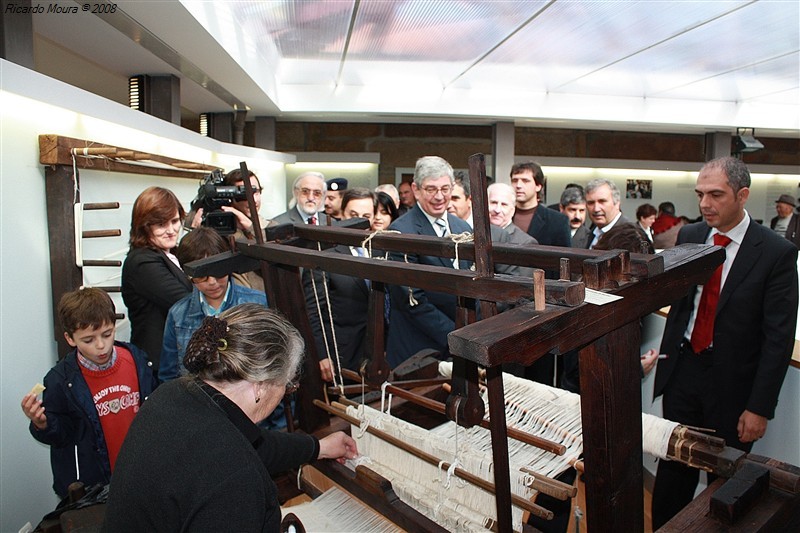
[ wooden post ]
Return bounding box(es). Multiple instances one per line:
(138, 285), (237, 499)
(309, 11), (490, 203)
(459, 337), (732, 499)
(263, 262), (329, 433)
(45, 165), (83, 358)
(578, 320), (644, 531)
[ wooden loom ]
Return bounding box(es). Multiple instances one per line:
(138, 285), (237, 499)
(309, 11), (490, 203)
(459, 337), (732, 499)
(187, 155), (800, 532)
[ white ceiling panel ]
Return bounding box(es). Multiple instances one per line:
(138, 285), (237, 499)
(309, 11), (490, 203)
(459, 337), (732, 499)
(28, 0), (800, 133)
(557, 1), (799, 100)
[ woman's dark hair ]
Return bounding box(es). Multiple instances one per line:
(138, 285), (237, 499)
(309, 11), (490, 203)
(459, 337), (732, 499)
(594, 223), (654, 254)
(636, 203), (657, 220)
(222, 169), (261, 189)
(176, 227), (230, 266)
(183, 304), (304, 385)
(375, 191), (399, 222)
(129, 187), (185, 249)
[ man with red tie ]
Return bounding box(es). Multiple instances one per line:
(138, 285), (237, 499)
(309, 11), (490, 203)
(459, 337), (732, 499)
(652, 157), (798, 529)
(271, 172), (328, 226)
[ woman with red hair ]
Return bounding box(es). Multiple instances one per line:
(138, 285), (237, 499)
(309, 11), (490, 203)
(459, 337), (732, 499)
(122, 187), (192, 371)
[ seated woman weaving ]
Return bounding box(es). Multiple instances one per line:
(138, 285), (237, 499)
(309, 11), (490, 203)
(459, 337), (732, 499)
(101, 304), (357, 532)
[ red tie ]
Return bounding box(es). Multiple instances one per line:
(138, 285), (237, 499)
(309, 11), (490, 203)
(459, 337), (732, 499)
(308, 216), (316, 225)
(690, 233), (732, 353)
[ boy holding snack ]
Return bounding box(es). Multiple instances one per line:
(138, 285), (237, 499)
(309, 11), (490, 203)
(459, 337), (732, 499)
(21, 288), (156, 498)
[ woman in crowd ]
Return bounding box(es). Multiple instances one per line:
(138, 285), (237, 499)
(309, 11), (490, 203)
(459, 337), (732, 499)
(121, 186), (192, 370)
(636, 203), (657, 243)
(102, 304), (357, 532)
(372, 190), (400, 231)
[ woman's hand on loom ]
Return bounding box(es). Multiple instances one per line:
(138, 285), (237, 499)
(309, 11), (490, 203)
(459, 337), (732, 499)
(318, 431), (359, 464)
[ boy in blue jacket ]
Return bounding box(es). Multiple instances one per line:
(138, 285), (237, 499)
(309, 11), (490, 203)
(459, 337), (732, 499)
(21, 288), (156, 498)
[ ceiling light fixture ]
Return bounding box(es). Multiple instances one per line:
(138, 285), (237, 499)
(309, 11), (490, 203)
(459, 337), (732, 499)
(733, 127), (764, 155)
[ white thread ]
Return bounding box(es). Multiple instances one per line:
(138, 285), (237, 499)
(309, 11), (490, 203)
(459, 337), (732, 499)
(307, 241), (345, 393)
(380, 382), (390, 413)
(400, 253), (419, 306)
(74, 446), (80, 481)
(642, 413), (680, 459)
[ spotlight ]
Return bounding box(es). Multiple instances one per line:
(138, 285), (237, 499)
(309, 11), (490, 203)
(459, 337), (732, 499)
(733, 128), (764, 154)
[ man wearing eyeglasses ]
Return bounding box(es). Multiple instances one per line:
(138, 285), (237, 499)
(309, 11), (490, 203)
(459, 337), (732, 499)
(386, 156), (473, 368)
(272, 172), (329, 226)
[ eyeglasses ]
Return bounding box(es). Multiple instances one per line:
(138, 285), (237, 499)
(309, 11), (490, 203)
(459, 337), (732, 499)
(285, 380), (299, 394)
(296, 187), (323, 199)
(421, 185), (453, 197)
(188, 274), (228, 284)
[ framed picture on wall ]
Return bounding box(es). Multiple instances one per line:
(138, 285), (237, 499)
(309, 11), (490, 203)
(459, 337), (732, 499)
(626, 179), (652, 199)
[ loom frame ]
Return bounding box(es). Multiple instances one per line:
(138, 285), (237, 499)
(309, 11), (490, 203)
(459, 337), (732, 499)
(187, 153), (728, 531)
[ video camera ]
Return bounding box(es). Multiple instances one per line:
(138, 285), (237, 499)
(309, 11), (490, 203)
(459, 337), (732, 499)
(191, 169), (247, 236)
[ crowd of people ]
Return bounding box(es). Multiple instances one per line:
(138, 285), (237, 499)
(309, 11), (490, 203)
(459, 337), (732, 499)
(20, 155), (799, 530)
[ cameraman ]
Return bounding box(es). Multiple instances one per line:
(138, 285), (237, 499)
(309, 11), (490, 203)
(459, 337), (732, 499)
(189, 169), (269, 291)
(189, 169), (269, 240)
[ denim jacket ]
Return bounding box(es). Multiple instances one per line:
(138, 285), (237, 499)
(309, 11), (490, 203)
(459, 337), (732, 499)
(159, 283), (267, 382)
(30, 341), (156, 498)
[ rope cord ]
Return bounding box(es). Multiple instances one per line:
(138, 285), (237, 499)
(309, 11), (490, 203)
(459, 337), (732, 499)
(308, 242), (345, 394)
(448, 232), (473, 270)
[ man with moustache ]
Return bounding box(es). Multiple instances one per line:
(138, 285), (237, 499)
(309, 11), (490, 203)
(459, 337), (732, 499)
(559, 186), (592, 249)
(585, 178), (629, 248)
(323, 177), (348, 220)
(448, 173), (474, 228)
(272, 172), (329, 226)
(651, 157), (798, 528)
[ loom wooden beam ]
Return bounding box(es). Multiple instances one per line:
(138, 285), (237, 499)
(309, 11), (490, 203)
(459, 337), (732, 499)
(579, 321), (645, 532)
(316, 400), (554, 522)
(276, 223), (665, 280)
(261, 262), (329, 433)
(38, 134), (219, 179)
(237, 240), (584, 307)
(659, 475), (800, 532)
(363, 281), (390, 385)
(44, 164), (83, 358)
(309, 461), (449, 532)
(447, 244), (726, 367)
(182, 251), (262, 279)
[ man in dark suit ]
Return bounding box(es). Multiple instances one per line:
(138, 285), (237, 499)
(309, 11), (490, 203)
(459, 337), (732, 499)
(558, 186), (592, 249)
(585, 178), (630, 248)
(271, 171), (329, 226)
(770, 193), (800, 249)
(651, 157), (798, 529)
(304, 188), (378, 382)
(511, 161), (571, 249)
(386, 156), (473, 368)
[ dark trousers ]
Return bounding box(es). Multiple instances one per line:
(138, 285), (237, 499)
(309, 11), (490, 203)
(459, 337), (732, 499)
(651, 344), (753, 529)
